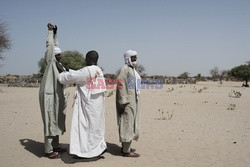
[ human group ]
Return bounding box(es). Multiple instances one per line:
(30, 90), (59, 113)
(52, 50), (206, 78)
(39, 23), (141, 159)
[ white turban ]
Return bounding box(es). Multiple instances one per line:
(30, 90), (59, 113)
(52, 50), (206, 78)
(54, 47), (62, 55)
(124, 50), (137, 66)
(124, 50), (141, 99)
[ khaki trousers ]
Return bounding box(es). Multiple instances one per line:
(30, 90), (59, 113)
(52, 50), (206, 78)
(122, 141), (132, 153)
(44, 135), (59, 153)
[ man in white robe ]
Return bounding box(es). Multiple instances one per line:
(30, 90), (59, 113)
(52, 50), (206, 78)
(58, 50), (107, 158)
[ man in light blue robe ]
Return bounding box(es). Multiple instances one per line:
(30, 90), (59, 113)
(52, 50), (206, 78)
(116, 50), (141, 158)
(39, 23), (67, 159)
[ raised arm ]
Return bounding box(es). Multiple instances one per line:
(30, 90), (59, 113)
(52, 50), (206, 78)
(53, 25), (59, 47)
(44, 23), (55, 63)
(46, 23), (54, 48)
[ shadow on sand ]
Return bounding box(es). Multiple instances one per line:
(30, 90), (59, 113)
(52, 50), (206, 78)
(19, 139), (44, 158)
(19, 139), (122, 164)
(106, 142), (122, 156)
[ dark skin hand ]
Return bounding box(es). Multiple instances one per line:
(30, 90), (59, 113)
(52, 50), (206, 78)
(53, 25), (57, 34)
(56, 61), (69, 73)
(47, 23), (54, 30)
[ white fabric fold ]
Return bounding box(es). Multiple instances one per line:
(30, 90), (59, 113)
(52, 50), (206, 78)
(134, 68), (141, 100)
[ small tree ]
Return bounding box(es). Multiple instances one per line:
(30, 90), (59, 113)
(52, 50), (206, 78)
(195, 73), (207, 81)
(38, 58), (46, 77)
(60, 50), (85, 70)
(135, 63), (147, 77)
(0, 20), (11, 61)
(210, 67), (220, 80)
(210, 67), (228, 84)
(219, 70), (228, 84)
(228, 64), (250, 87)
(178, 72), (189, 79)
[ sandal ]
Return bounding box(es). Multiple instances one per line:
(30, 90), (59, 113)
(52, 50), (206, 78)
(45, 152), (60, 159)
(122, 152), (140, 158)
(121, 148), (136, 153)
(53, 147), (67, 152)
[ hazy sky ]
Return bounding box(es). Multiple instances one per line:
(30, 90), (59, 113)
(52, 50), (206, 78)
(1, 0), (250, 76)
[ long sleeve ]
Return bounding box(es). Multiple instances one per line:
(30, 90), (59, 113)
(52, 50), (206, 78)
(116, 66), (129, 105)
(58, 68), (89, 85)
(45, 30), (55, 63)
(54, 34), (59, 47)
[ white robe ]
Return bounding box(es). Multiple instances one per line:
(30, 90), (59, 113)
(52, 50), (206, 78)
(58, 65), (107, 158)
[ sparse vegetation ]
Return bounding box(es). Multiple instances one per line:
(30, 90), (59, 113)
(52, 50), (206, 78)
(156, 108), (173, 120)
(193, 86), (208, 93)
(198, 86), (209, 93)
(178, 72), (189, 79)
(228, 64), (250, 87)
(106, 90), (113, 97)
(227, 104), (236, 110)
(167, 87), (174, 92)
(198, 89), (203, 93)
(210, 67), (228, 84)
(228, 90), (241, 98)
(0, 20), (11, 62)
(135, 63), (147, 77)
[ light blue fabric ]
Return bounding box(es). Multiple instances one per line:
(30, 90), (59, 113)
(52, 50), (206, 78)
(116, 65), (140, 142)
(39, 30), (67, 137)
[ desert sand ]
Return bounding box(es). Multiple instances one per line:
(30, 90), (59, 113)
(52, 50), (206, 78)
(0, 81), (250, 167)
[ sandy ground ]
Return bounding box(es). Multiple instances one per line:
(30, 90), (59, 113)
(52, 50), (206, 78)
(0, 81), (250, 167)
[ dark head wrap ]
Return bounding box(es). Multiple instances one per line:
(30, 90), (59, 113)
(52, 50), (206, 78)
(86, 50), (99, 66)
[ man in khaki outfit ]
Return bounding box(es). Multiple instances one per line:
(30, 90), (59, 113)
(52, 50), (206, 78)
(39, 23), (67, 159)
(116, 50), (141, 158)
